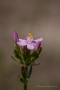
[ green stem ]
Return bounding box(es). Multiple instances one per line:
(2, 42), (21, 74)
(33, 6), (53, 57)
(24, 84), (27, 90)
(23, 66), (28, 90)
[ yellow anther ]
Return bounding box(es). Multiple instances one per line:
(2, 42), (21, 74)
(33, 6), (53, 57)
(30, 35), (33, 38)
(28, 33), (33, 38)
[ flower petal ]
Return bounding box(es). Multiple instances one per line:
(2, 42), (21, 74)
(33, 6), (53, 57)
(26, 36), (33, 42)
(32, 40), (36, 46)
(27, 44), (35, 50)
(19, 39), (26, 41)
(25, 36), (30, 40)
(34, 38), (43, 42)
(17, 41), (27, 46)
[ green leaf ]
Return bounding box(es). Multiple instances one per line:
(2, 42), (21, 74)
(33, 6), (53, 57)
(11, 56), (20, 63)
(27, 66), (32, 78)
(20, 76), (24, 83)
(14, 45), (24, 63)
(32, 63), (40, 66)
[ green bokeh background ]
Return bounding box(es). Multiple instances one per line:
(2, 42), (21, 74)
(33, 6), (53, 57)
(0, 0), (60, 90)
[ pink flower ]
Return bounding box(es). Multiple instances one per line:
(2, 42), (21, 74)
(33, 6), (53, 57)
(17, 34), (43, 50)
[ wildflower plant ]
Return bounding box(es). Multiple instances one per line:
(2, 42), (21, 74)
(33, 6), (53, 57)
(11, 31), (43, 90)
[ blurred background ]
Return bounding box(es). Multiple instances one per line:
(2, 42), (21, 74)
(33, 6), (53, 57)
(0, 0), (60, 90)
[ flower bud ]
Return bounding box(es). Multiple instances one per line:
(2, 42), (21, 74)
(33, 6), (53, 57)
(21, 47), (25, 53)
(20, 65), (25, 72)
(13, 31), (19, 42)
(35, 41), (41, 50)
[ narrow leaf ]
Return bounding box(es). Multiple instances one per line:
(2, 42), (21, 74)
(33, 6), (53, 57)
(11, 56), (20, 63)
(27, 66), (32, 78)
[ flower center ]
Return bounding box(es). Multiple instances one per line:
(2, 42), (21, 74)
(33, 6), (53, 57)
(28, 41), (31, 44)
(26, 34), (33, 44)
(28, 33), (33, 39)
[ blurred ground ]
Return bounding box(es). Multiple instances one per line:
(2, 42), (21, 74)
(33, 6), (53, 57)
(0, 0), (60, 90)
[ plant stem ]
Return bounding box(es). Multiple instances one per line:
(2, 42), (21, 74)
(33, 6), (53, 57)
(23, 66), (28, 90)
(24, 84), (27, 90)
